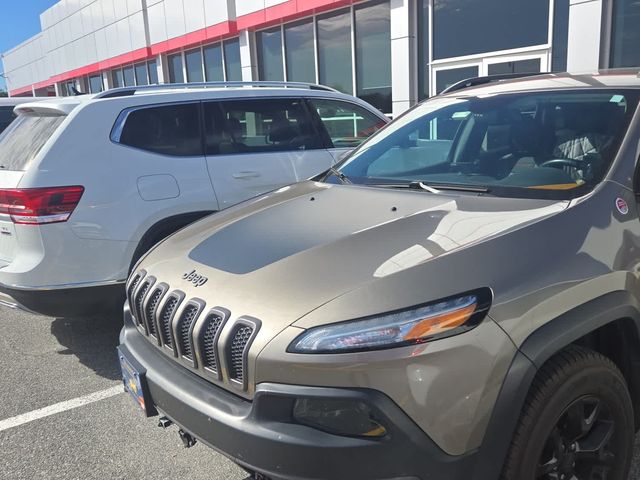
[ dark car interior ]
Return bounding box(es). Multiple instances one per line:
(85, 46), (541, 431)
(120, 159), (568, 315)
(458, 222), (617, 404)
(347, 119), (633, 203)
(347, 91), (636, 191)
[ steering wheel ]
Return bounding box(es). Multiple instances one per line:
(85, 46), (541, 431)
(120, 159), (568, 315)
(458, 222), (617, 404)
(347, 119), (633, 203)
(539, 158), (582, 169)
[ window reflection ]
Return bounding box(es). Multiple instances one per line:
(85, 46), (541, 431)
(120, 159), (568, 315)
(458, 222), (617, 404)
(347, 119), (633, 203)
(318, 10), (353, 94)
(168, 54), (184, 83)
(204, 44), (224, 82)
(185, 48), (204, 83)
(611, 0), (640, 68)
(432, 0), (549, 59)
(355, 1), (392, 113)
(224, 38), (242, 81)
(257, 28), (284, 81)
(285, 20), (316, 83)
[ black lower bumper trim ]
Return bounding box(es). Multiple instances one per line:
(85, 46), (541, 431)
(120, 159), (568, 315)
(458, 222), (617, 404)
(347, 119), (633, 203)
(120, 318), (477, 480)
(0, 283), (124, 317)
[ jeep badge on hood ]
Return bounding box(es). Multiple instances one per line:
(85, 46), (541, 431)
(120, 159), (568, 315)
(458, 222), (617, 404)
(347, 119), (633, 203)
(182, 269), (208, 287)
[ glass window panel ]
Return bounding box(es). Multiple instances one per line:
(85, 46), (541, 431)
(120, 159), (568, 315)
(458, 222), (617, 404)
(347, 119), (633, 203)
(552, 0), (569, 72)
(204, 44), (224, 81)
(611, 0), (640, 68)
(435, 66), (479, 94)
(89, 75), (103, 93)
(318, 10), (353, 94)
(257, 27), (284, 81)
(308, 98), (386, 149)
(148, 60), (159, 84)
(185, 48), (204, 83)
(205, 98), (321, 155)
(224, 38), (242, 81)
(433, 0), (549, 60)
(487, 58), (541, 76)
(0, 107), (15, 133)
(284, 20), (315, 83)
(112, 69), (124, 88)
(418, 0), (430, 100)
(168, 53), (184, 83)
(355, 1), (392, 113)
(119, 103), (202, 156)
(135, 63), (149, 86)
(123, 66), (135, 86)
(0, 115), (65, 170)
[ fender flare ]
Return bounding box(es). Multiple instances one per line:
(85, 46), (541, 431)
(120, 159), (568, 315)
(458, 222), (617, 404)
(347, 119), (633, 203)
(129, 210), (215, 273)
(472, 290), (640, 479)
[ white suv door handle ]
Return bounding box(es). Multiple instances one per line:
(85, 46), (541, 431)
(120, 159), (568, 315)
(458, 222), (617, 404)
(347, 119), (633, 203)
(233, 171), (261, 179)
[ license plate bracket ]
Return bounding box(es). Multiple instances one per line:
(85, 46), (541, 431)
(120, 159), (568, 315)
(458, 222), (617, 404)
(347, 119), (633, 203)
(117, 346), (157, 417)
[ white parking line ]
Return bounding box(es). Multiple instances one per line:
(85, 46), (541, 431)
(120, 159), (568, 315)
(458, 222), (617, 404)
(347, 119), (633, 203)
(0, 386), (123, 433)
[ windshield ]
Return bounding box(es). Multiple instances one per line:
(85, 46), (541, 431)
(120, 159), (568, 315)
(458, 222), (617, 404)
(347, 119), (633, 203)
(0, 114), (65, 171)
(337, 90), (639, 198)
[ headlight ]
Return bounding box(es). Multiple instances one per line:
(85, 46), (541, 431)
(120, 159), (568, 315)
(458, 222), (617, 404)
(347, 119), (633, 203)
(288, 289), (491, 354)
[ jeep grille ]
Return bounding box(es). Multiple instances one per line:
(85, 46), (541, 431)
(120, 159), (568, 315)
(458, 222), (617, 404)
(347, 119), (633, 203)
(127, 271), (259, 392)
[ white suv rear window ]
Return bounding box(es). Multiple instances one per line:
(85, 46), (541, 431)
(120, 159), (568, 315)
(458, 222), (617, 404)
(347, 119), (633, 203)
(0, 115), (65, 171)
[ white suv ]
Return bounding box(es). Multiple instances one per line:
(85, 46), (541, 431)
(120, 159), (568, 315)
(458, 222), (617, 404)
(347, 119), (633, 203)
(0, 82), (388, 317)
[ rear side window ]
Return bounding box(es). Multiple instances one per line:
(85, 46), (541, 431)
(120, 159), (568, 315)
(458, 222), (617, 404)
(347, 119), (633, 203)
(308, 98), (386, 148)
(0, 115), (65, 171)
(203, 98), (321, 156)
(0, 106), (16, 133)
(118, 103), (202, 156)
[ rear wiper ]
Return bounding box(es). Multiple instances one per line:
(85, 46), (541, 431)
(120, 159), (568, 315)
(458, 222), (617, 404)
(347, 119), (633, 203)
(328, 166), (351, 185)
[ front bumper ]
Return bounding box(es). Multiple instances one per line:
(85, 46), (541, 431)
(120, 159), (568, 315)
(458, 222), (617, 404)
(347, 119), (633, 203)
(119, 317), (478, 480)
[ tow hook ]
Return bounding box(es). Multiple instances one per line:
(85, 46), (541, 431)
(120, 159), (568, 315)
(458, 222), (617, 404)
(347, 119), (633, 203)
(178, 429), (197, 448)
(157, 416), (173, 429)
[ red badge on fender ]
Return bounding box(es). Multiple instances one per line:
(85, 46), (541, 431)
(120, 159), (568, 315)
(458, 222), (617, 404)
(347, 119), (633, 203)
(616, 197), (629, 215)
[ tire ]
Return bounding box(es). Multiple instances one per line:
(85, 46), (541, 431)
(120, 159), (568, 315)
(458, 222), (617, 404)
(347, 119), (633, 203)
(501, 345), (634, 480)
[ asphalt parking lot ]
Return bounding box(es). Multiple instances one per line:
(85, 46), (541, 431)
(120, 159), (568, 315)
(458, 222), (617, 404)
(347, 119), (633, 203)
(0, 307), (246, 480)
(2, 307), (640, 480)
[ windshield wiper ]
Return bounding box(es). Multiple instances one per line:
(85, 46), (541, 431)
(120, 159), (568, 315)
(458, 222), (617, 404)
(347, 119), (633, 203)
(328, 166), (352, 185)
(409, 181), (490, 193)
(361, 181), (491, 193)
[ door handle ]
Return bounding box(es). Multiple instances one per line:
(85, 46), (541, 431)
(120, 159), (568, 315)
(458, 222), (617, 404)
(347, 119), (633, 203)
(233, 171), (260, 179)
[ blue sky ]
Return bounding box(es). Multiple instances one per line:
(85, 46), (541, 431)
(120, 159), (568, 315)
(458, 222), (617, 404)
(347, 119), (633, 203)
(0, 1), (58, 91)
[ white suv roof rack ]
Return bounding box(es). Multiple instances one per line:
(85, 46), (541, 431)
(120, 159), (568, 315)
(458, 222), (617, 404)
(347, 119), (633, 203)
(94, 81), (338, 99)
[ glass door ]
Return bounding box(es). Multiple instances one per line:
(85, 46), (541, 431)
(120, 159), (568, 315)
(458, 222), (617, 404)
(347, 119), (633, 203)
(431, 51), (548, 96)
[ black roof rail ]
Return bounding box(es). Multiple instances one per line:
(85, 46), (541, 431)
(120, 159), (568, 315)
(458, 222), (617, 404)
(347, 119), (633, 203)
(94, 81), (339, 99)
(440, 72), (552, 95)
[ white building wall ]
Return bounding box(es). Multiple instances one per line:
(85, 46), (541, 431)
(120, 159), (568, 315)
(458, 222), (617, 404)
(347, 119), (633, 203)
(390, 0), (416, 117)
(235, 0), (287, 17)
(566, 0), (603, 72)
(3, 0), (236, 93)
(1, 34), (48, 93)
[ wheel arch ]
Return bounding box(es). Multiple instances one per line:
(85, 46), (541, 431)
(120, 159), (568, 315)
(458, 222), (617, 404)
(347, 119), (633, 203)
(129, 210), (215, 273)
(471, 290), (640, 479)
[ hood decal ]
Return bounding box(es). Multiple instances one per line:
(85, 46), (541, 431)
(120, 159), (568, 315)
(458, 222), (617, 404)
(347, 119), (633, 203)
(188, 185), (566, 276)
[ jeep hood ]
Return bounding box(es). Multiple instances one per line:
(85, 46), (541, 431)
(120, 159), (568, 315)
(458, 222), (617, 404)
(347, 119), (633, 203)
(139, 181), (566, 340)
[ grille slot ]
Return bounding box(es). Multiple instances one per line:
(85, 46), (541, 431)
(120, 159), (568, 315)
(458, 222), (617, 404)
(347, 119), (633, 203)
(144, 287), (164, 338)
(134, 280), (152, 328)
(227, 323), (255, 386)
(127, 273), (143, 323)
(158, 294), (181, 350)
(176, 303), (201, 362)
(200, 312), (226, 375)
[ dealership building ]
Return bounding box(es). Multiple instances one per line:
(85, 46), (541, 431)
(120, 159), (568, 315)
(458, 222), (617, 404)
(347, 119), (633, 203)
(2, 0), (639, 116)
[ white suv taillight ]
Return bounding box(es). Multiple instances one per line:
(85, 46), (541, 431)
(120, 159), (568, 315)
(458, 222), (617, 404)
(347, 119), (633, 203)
(0, 186), (84, 225)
